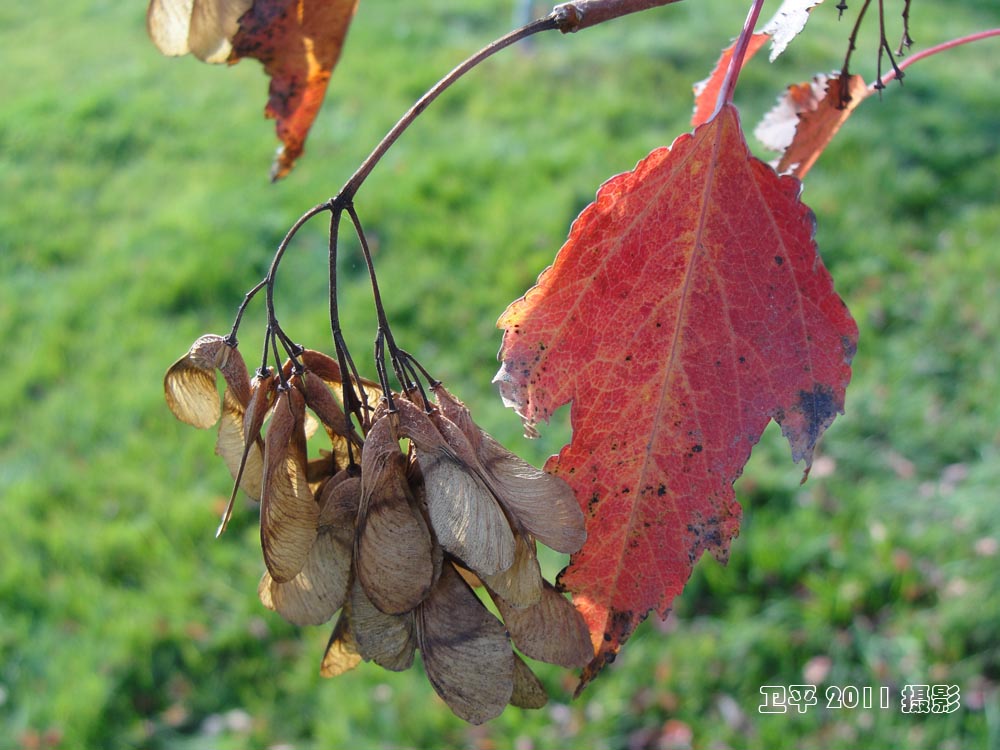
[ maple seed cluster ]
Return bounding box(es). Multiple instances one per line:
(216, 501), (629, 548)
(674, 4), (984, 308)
(165, 334), (593, 723)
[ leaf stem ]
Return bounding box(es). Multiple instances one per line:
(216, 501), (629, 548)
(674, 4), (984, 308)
(715, 0), (767, 115)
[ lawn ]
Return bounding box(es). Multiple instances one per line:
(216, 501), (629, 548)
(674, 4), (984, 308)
(2, 1), (999, 748)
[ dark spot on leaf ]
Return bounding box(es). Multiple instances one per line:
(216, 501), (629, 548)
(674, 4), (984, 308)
(774, 255), (784, 265)
(692, 444), (702, 453)
(657, 484), (666, 496)
(795, 384), (840, 446)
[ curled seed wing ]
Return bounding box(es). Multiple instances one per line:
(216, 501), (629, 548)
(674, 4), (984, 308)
(186, 0), (253, 63)
(494, 580), (593, 669)
(349, 579), (416, 672)
(164, 355), (220, 428)
(430, 384), (481, 451)
(214, 340), (251, 407)
(260, 387), (319, 583)
(301, 370), (352, 438)
(417, 564), (515, 725)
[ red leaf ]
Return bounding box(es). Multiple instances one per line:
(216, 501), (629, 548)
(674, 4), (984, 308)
(230, 0), (359, 180)
(496, 104), (857, 689)
(756, 73), (870, 179)
(691, 33), (769, 128)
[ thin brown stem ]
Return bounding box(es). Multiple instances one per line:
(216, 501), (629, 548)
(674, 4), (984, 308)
(332, 17), (559, 208)
(552, 0), (683, 33)
(873, 28), (1000, 89)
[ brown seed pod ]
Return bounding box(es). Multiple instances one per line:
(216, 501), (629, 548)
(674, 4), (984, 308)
(395, 398), (515, 577)
(416, 563), (515, 725)
(164, 334), (251, 428)
(478, 531), (543, 609)
(348, 578), (416, 672)
(493, 580), (594, 669)
(260, 384), (319, 583)
(320, 610), (362, 678)
(510, 655), (548, 709)
(433, 384), (586, 554)
(355, 414), (436, 615)
(259, 472), (359, 626)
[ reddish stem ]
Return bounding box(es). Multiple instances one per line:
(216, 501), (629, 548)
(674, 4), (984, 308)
(715, 0), (767, 115)
(872, 28), (1000, 89)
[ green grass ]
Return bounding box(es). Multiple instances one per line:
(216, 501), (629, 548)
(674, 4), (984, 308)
(2, 1), (1000, 748)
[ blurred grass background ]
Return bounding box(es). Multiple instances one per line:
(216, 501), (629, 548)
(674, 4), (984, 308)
(2, 1), (999, 748)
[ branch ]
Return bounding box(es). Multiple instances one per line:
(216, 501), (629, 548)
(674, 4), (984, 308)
(553, 0), (683, 33)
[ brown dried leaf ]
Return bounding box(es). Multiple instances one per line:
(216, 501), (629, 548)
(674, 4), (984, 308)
(229, 0), (360, 180)
(356, 415), (435, 615)
(417, 564), (514, 725)
(349, 578), (416, 672)
(760, 73), (869, 179)
(260, 386), (318, 582)
(320, 611), (362, 678)
(495, 581), (593, 669)
(510, 655), (548, 709)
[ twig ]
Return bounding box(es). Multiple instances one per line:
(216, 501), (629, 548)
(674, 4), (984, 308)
(873, 28), (1000, 89)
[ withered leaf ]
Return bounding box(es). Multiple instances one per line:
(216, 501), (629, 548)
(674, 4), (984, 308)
(260, 385), (319, 583)
(229, 0), (360, 180)
(349, 578), (416, 672)
(417, 564), (515, 725)
(320, 610), (362, 678)
(495, 581), (593, 669)
(356, 415), (435, 615)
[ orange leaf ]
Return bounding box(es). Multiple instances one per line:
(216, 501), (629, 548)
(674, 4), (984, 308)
(229, 0), (359, 180)
(756, 73), (869, 179)
(496, 104), (857, 690)
(691, 33), (768, 128)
